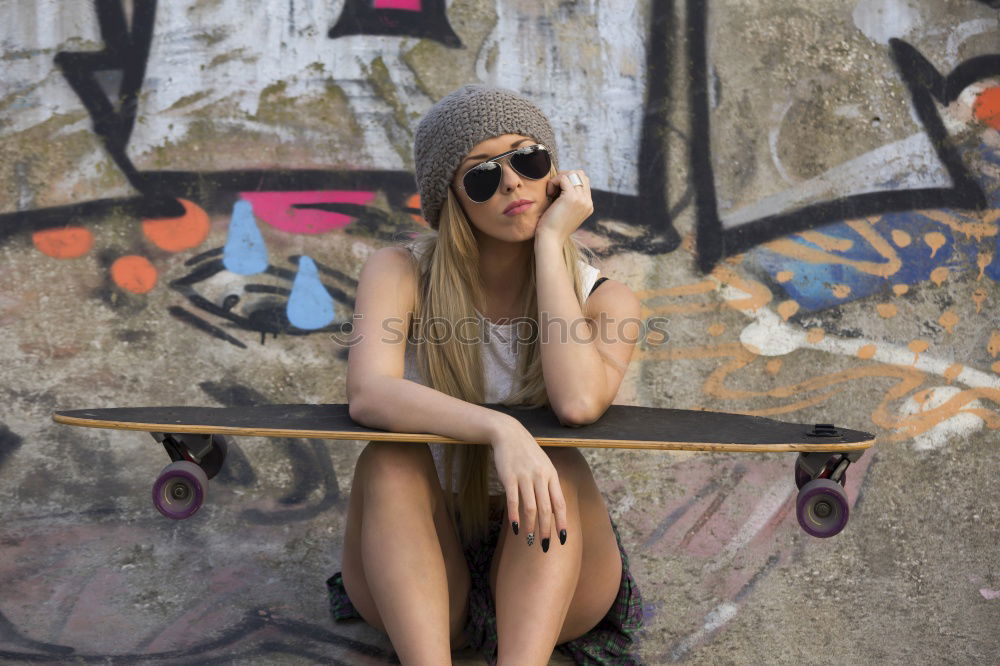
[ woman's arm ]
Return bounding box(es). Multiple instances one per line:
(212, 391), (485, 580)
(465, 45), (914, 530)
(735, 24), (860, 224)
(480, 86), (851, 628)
(532, 170), (641, 425)
(346, 246), (513, 442)
(533, 235), (642, 425)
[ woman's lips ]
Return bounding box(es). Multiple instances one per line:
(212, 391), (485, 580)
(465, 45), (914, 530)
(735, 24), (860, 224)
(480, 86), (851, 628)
(504, 200), (533, 216)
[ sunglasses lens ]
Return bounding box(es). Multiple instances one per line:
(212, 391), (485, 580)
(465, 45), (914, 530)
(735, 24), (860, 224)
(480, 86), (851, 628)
(463, 162), (502, 202)
(510, 145), (551, 179)
(460, 145), (551, 202)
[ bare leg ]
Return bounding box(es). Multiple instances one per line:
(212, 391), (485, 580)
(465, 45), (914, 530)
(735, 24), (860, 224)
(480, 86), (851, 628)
(341, 443), (468, 665)
(493, 476), (583, 666)
(490, 447), (622, 665)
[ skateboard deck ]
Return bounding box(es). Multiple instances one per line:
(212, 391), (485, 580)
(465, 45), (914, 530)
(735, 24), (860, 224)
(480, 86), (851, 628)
(53, 403), (875, 537)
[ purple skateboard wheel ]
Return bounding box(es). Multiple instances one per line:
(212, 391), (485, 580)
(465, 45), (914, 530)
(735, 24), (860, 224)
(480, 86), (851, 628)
(152, 461), (208, 519)
(796, 478), (849, 538)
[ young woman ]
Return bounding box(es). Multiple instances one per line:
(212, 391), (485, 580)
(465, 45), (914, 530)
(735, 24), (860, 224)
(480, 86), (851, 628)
(326, 85), (645, 665)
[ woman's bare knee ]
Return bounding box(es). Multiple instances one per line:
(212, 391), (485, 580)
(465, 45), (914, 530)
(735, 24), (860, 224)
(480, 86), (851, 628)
(359, 441), (437, 500)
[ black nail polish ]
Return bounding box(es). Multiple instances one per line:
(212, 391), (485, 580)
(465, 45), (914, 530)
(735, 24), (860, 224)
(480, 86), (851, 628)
(542, 537), (550, 553)
(559, 529), (567, 545)
(512, 521), (519, 536)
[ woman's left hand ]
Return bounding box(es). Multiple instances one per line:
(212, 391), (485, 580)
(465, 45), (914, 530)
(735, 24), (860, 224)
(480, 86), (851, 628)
(535, 169), (594, 244)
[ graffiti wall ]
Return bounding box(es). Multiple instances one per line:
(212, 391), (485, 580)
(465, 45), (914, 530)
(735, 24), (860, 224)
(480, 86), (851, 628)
(2, 0), (998, 663)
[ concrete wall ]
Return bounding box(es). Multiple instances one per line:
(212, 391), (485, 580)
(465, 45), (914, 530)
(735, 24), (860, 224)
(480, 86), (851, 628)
(2, 0), (998, 663)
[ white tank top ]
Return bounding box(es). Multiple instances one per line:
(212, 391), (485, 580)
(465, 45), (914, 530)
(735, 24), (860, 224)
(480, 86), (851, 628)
(402, 260), (602, 495)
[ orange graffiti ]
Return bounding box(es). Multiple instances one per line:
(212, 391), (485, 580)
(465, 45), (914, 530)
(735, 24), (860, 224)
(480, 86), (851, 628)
(892, 284), (909, 295)
(890, 229), (912, 247)
(638, 341), (1000, 441)
(806, 327), (825, 343)
(923, 232), (946, 258)
(884, 387), (1000, 441)
(637, 267), (773, 318)
(919, 208), (999, 243)
(972, 287), (988, 314)
(831, 284), (852, 299)
(32, 227), (93, 259)
(993, 361), (1000, 374)
(977, 251), (993, 280)
(713, 266), (773, 312)
(876, 303), (897, 318)
(938, 310), (958, 334)
(111, 256), (157, 294)
(777, 300), (799, 320)
(797, 230), (853, 252)
(908, 339), (930, 364)
(764, 216), (902, 278)
(973, 85), (1000, 130)
(637, 280), (720, 317)
(857, 344), (877, 359)
(707, 322), (725, 337)
(142, 199), (210, 252)
(988, 331), (1000, 358)
(406, 193), (429, 227)
(765, 359), (782, 375)
(929, 266), (949, 286)
(776, 270), (794, 283)
(943, 363), (963, 384)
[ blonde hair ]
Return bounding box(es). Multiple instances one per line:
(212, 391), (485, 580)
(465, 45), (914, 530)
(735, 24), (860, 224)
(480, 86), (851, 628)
(399, 179), (602, 547)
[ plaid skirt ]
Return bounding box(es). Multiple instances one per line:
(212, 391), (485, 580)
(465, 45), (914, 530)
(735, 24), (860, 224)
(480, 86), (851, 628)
(326, 500), (645, 665)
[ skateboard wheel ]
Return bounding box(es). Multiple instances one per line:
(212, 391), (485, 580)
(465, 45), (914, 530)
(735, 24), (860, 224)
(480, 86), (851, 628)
(152, 461), (208, 519)
(796, 478), (849, 538)
(794, 454), (847, 490)
(199, 435), (229, 480)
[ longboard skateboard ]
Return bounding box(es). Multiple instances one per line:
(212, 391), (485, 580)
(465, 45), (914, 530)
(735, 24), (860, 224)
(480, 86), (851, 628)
(53, 404), (875, 538)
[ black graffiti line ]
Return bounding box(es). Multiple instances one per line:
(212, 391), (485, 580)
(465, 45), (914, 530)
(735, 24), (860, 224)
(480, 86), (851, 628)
(168, 255), (354, 343)
(52, 0), (173, 210)
(0, 196), (182, 246)
(21, 2), (684, 254)
(638, 0), (682, 253)
(687, 0), (996, 273)
(329, 0), (461, 48)
(168, 306), (248, 349)
(13, 1), (687, 258)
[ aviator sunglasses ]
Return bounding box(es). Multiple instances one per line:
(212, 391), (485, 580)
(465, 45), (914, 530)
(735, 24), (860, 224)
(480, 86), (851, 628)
(457, 144), (552, 203)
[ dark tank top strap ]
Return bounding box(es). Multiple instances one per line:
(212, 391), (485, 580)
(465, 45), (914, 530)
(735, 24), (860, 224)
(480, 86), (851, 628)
(588, 276), (609, 297)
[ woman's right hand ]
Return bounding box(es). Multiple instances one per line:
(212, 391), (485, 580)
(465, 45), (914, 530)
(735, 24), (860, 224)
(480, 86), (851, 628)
(489, 414), (568, 551)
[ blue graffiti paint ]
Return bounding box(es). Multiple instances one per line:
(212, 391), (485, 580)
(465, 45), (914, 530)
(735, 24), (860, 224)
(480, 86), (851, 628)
(748, 212), (961, 313)
(748, 139), (1000, 312)
(981, 143), (1000, 283)
(287, 256), (336, 330)
(987, 230), (1000, 283)
(223, 200), (269, 275)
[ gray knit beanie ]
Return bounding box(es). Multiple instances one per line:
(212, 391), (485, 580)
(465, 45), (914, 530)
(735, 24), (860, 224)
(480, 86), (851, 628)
(413, 84), (558, 229)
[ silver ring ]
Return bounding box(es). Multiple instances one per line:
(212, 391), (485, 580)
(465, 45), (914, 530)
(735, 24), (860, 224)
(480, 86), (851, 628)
(568, 173), (584, 188)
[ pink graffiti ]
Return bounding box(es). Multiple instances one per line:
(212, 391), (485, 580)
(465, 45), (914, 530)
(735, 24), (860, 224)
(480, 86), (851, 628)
(239, 191), (376, 234)
(374, 0), (422, 9)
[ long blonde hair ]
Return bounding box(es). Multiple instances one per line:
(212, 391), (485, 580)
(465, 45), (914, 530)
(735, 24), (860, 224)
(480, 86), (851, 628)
(400, 183), (601, 547)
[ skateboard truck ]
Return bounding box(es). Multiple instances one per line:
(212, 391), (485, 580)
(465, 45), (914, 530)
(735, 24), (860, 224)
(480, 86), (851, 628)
(793, 439), (867, 538)
(151, 432), (214, 463)
(148, 432), (229, 519)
